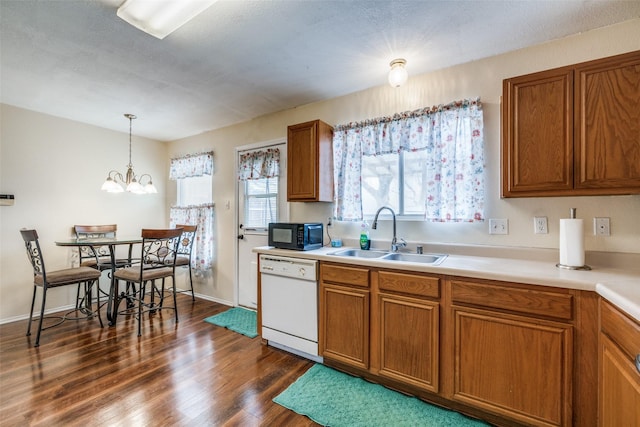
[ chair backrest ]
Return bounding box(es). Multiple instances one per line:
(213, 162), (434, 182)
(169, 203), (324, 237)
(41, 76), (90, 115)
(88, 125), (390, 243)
(74, 224), (117, 239)
(141, 228), (184, 268)
(175, 224), (197, 257)
(20, 229), (47, 279)
(74, 224), (117, 260)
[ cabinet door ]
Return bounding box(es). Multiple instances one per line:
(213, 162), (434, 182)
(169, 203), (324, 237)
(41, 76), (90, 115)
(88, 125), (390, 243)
(599, 334), (640, 426)
(287, 120), (334, 201)
(502, 67), (574, 197)
(321, 284), (370, 369)
(452, 307), (573, 426)
(378, 293), (439, 393)
(575, 51), (640, 193)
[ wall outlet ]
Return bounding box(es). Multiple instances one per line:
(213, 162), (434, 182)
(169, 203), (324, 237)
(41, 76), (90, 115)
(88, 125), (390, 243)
(533, 216), (548, 234)
(327, 217), (332, 227)
(489, 218), (508, 235)
(594, 217), (610, 236)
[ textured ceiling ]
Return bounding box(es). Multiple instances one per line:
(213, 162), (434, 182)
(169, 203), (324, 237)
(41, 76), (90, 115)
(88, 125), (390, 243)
(1, 1), (639, 141)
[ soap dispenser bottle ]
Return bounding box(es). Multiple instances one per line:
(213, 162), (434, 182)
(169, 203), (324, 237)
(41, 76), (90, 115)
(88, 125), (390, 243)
(360, 220), (370, 250)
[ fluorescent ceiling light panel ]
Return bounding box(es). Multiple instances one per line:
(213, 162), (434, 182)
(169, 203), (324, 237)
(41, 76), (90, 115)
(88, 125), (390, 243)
(117, 0), (217, 39)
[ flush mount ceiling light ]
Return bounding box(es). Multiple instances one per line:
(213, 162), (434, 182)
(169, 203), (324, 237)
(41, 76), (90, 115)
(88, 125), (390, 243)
(101, 114), (157, 194)
(117, 0), (218, 39)
(388, 58), (408, 87)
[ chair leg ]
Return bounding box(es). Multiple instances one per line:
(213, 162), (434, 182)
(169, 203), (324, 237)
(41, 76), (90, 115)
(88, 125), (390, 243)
(93, 280), (103, 328)
(26, 285), (37, 337)
(188, 267), (195, 301)
(137, 281), (144, 337)
(35, 287), (48, 347)
(172, 276), (179, 323)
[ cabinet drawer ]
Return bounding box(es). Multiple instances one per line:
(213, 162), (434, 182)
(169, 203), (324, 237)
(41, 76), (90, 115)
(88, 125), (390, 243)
(601, 299), (640, 361)
(378, 270), (440, 299)
(451, 279), (573, 320)
(321, 263), (369, 288)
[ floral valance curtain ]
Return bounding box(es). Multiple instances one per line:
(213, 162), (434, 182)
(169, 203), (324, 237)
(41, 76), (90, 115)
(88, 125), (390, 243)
(333, 98), (484, 222)
(170, 204), (215, 276)
(238, 148), (280, 181)
(169, 151), (214, 180)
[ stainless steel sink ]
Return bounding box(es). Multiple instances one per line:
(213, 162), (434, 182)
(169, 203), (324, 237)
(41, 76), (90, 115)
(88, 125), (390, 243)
(328, 249), (388, 258)
(329, 248), (447, 265)
(381, 252), (447, 265)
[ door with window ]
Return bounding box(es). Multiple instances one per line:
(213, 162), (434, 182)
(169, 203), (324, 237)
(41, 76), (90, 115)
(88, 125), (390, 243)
(236, 142), (287, 308)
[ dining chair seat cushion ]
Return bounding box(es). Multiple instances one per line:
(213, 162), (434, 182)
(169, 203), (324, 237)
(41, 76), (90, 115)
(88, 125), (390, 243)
(114, 265), (174, 282)
(34, 267), (102, 287)
(174, 256), (190, 266)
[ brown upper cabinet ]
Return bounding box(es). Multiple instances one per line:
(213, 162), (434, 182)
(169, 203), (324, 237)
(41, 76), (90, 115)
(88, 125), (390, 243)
(502, 50), (640, 197)
(287, 119), (334, 202)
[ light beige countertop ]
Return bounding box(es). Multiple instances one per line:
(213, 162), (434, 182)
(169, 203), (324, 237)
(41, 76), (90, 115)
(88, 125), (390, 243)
(254, 243), (640, 322)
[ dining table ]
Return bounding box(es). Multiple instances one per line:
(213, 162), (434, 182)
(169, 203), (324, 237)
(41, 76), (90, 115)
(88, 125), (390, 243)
(55, 236), (142, 326)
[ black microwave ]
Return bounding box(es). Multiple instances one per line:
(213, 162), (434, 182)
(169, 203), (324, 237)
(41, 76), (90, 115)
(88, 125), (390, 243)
(268, 223), (323, 251)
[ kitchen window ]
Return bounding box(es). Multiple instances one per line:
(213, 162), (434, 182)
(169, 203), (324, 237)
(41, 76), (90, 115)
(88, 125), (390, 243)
(361, 149), (429, 217)
(333, 98), (485, 222)
(169, 151), (215, 275)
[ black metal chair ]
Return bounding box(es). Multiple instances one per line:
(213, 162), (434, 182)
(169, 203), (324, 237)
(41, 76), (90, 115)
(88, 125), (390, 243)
(74, 224), (132, 271)
(173, 224), (197, 300)
(112, 228), (183, 336)
(20, 229), (103, 347)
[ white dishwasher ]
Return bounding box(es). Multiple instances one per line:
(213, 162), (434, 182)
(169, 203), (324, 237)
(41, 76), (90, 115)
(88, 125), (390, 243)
(259, 254), (322, 363)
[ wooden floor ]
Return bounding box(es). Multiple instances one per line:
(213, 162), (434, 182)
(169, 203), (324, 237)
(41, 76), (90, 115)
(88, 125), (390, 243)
(0, 294), (317, 426)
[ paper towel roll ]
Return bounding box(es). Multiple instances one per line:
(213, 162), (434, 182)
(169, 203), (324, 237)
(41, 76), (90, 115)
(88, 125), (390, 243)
(559, 219), (584, 267)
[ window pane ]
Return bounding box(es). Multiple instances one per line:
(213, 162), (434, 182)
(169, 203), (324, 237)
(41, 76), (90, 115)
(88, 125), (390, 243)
(244, 178), (278, 229)
(402, 150), (428, 215)
(177, 175), (212, 206)
(361, 153), (399, 215)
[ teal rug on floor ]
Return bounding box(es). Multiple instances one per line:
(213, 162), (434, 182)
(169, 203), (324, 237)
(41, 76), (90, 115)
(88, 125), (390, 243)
(204, 307), (257, 338)
(274, 364), (488, 426)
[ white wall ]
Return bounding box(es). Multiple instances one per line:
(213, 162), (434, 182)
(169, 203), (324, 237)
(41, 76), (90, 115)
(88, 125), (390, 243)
(167, 20), (640, 304)
(0, 106), (168, 322)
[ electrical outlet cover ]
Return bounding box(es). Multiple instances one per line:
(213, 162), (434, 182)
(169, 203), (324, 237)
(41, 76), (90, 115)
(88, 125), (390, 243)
(489, 218), (508, 235)
(534, 216), (548, 234)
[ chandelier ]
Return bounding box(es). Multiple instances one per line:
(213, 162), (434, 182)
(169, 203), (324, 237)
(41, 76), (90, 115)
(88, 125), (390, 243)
(101, 114), (157, 194)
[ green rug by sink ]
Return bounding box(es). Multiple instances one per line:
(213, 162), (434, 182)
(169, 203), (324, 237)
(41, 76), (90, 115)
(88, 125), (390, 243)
(274, 364), (488, 426)
(204, 307), (257, 338)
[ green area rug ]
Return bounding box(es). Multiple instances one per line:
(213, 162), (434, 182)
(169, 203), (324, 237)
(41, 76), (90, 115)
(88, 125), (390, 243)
(274, 364), (488, 426)
(204, 307), (257, 338)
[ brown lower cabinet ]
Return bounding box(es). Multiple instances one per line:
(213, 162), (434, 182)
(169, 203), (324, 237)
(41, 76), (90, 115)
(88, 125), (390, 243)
(319, 261), (598, 427)
(598, 299), (640, 426)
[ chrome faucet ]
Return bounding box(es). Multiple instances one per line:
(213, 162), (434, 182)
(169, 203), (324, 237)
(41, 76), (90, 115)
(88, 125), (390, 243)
(372, 206), (406, 252)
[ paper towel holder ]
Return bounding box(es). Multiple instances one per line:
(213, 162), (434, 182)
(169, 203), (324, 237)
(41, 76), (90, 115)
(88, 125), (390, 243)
(556, 207), (591, 270)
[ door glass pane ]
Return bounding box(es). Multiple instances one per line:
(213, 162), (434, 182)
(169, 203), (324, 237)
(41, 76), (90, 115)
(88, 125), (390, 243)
(244, 178), (278, 229)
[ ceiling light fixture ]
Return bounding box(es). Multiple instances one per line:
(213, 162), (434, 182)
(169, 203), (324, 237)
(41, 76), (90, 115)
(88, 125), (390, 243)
(101, 114), (157, 194)
(116, 0), (218, 40)
(388, 58), (408, 87)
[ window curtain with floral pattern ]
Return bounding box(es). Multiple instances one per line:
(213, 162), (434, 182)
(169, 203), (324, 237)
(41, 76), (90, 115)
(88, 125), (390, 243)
(169, 204), (215, 276)
(169, 151), (214, 180)
(237, 148), (280, 181)
(333, 98), (484, 222)
(169, 151), (215, 276)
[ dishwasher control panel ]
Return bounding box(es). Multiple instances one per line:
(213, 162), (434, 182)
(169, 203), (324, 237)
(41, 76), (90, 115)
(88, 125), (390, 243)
(259, 255), (318, 281)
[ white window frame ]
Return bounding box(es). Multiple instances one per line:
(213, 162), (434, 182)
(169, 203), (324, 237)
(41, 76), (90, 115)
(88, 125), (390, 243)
(361, 151), (426, 220)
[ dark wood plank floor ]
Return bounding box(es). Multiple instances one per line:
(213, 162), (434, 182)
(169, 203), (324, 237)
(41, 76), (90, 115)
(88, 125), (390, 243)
(0, 294), (317, 426)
